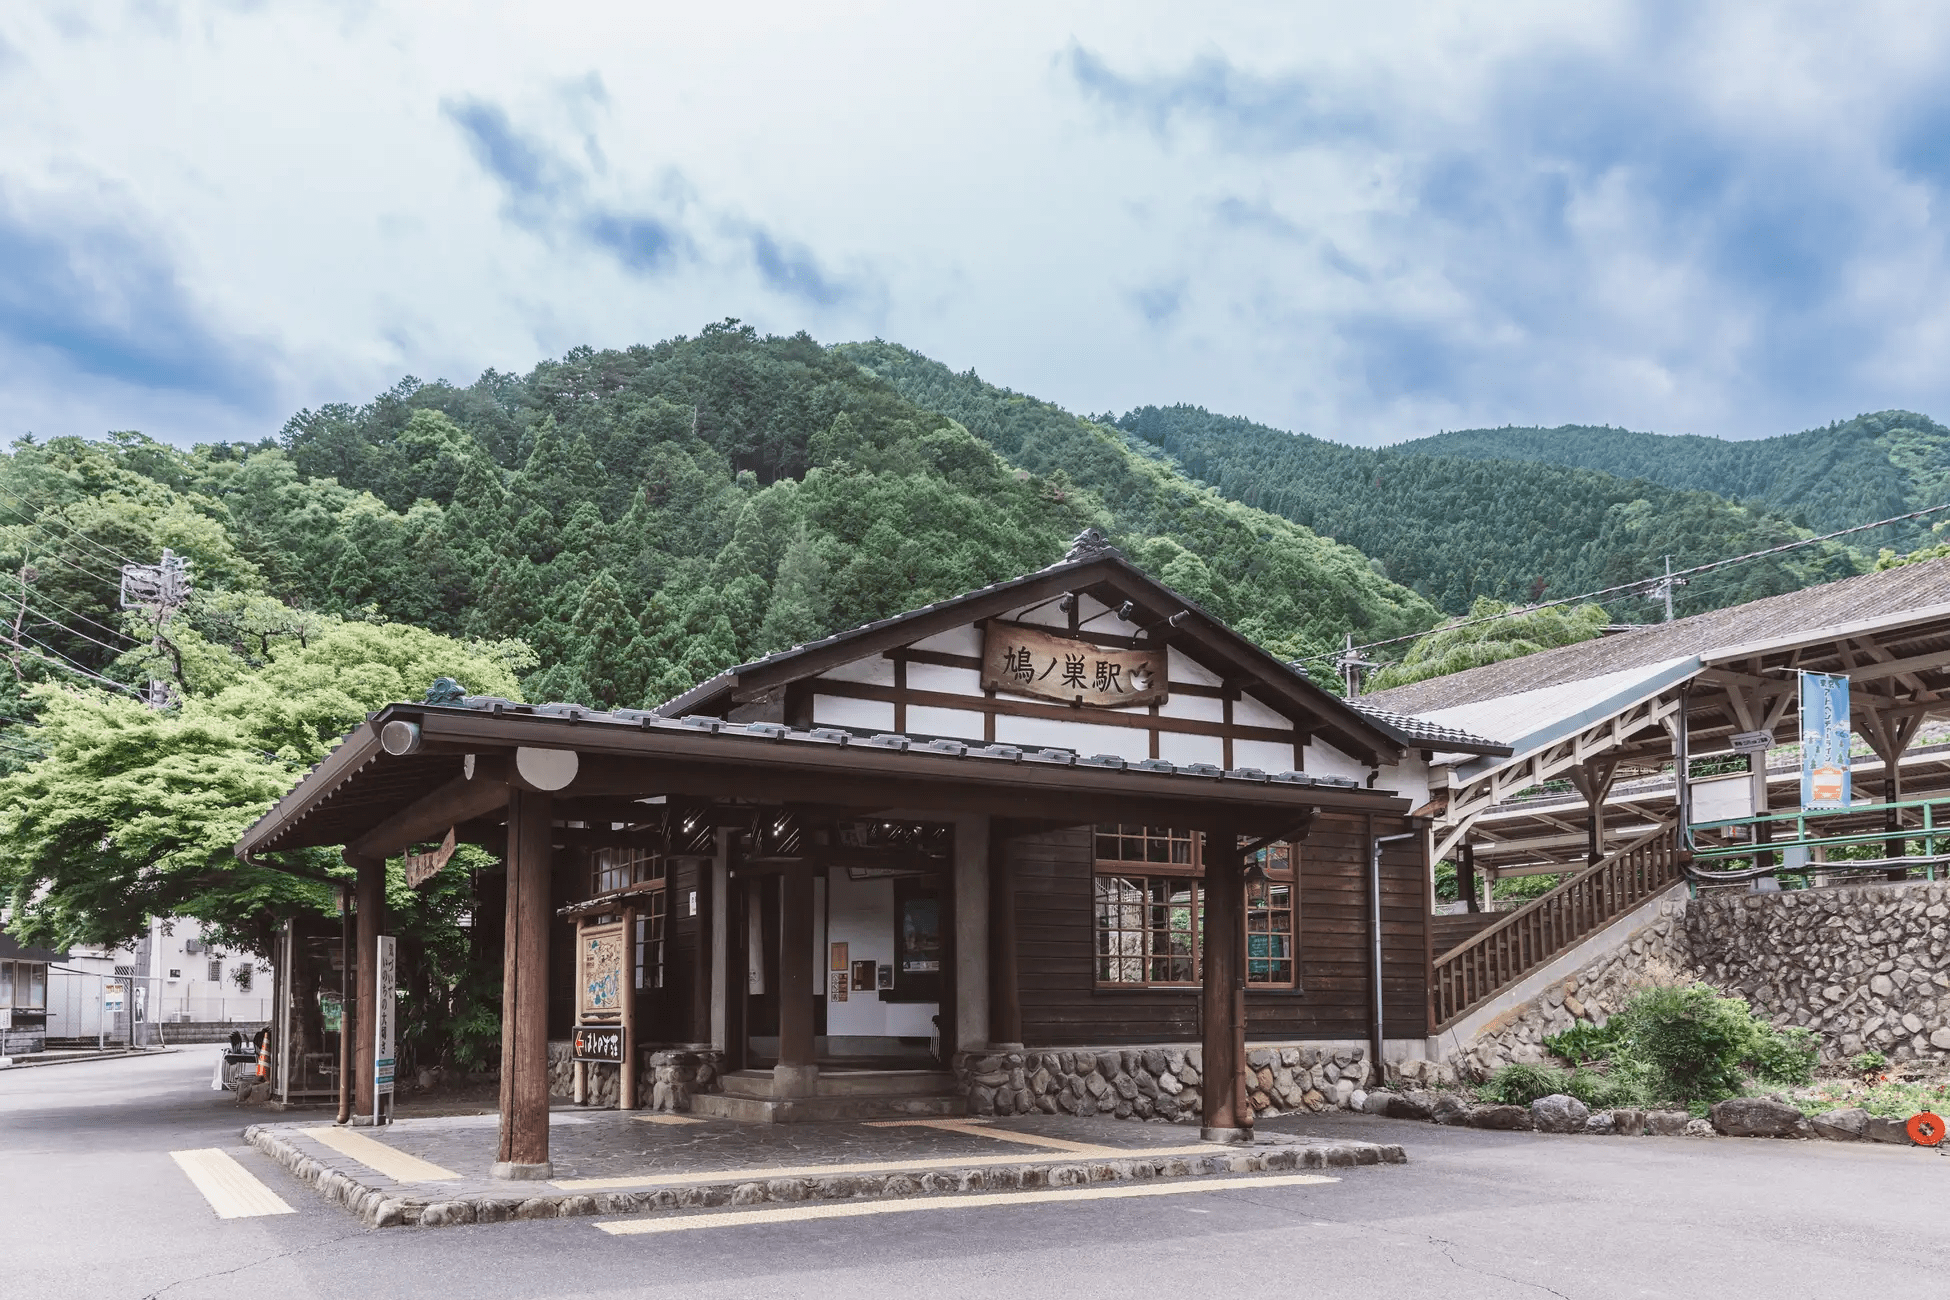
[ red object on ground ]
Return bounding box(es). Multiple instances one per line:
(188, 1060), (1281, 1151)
(1906, 1112), (1944, 1146)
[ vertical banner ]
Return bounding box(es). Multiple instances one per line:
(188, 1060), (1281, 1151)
(373, 934), (397, 1121)
(1799, 671), (1852, 810)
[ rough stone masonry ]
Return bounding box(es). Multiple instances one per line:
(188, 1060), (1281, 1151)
(1452, 879), (1950, 1077)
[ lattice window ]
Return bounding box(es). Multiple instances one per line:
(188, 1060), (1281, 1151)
(635, 892), (667, 991)
(1093, 827), (1297, 989)
(592, 845), (665, 897)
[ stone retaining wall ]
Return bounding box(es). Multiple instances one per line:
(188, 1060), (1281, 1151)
(545, 1042), (724, 1110)
(1445, 879), (1950, 1077)
(1686, 880), (1950, 1061)
(952, 1043), (1375, 1122)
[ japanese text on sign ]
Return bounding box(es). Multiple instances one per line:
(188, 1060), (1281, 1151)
(981, 622), (1167, 709)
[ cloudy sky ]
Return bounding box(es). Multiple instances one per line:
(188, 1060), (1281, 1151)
(5, 1), (1950, 448)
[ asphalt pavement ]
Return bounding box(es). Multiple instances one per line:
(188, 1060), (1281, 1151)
(3, 1049), (1944, 1300)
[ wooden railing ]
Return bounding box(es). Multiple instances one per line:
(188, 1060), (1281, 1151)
(1430, 830), (1681, 1032)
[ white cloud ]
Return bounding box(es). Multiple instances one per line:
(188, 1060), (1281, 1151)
(2, 1), (1948, 446)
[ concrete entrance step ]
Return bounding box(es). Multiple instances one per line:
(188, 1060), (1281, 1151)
(720, 1069), (958, 1100)
(692, 1091), (967, 1123)
(701, 1070), (967, 1122)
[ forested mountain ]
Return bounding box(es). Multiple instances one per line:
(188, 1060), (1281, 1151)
(1101, 404), (1862, 619)
(0, 322), (1435, 723)
(1392, 410), (1950, 549)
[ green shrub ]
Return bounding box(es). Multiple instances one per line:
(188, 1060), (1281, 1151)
(1750, 1026), (1818, 1087)
(1567, 1064), (1652, 1110)
(1544, 1021), (1621, 1064)
(1850, 1050), (1889, 1077)
(1609, 984), (1775, 1103)
(1477, 1062), (1571, 1106)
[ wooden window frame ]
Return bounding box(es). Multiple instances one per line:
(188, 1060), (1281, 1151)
(1091, 828), (1298, 991)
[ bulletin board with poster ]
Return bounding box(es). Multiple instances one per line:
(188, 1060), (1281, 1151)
(888, 876), (943, 1003)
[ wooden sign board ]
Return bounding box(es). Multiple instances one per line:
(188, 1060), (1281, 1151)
(578, 920), (627, 1021)
(572, 1023), (624, 1063)
(404, 828), (457, 888)
(981, 622), (1166, 709)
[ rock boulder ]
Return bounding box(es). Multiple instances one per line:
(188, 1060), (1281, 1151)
(1709, 1097), (1808, 1138)
(1530, 1094), (1591, 1134)
(1809, 1107), (1870, 1141)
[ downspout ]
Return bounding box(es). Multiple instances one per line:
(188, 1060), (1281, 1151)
(1369, 821), (1418, 1089)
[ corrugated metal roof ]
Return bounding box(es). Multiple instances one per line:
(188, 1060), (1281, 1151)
(1365, 556), (1950, 716)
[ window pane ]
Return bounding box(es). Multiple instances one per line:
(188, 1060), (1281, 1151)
(1094, 876), (1146, 983)
(0, 962), (12, 1008)
(28, 964), (46, 1008)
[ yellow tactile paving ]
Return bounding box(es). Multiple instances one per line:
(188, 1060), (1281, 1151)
(862, 1118), (1119, 1154)
(635, 1114), (706, 1125)
(170, 1148), (297, 1219)
(594, 1173), (1338, 1234)
(552, 1144), (1221, 1192)
(302, 1126), (460, 1183)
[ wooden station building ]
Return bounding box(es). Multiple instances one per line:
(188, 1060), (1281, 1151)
(235, 532), (1506, 1177)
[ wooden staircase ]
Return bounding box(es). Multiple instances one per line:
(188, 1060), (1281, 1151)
(1429, 830), (1682, 1033)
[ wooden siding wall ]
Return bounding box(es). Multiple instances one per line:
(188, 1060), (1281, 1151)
(1010, 815), (1429, 1046)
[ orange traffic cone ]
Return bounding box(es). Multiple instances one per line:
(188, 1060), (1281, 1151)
(256, 1035), (270, 1080)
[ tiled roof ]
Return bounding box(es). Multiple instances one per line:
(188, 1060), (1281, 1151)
(1365, 556), (1950, 716)
(1345, 701), (1511, 755)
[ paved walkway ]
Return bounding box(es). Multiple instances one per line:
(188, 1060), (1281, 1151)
(246, 1105), (1406, 1228)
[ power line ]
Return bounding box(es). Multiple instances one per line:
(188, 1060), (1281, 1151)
(0, 571), (140, 647)
(19, 608), (136, 658)
(1302, 498), (1950, 668)
(0, 482), (148, 569)
(5, 633), (146, 698)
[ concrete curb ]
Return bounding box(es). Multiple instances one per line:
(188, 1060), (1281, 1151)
(0, 1047), (179, 1070)
(243, 1123), (1407, 1229)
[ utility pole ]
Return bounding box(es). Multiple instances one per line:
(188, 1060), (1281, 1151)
(1335, 631), (1378, 699)
(1644, 554), (1686, 623)
(120, 548), (193, 708)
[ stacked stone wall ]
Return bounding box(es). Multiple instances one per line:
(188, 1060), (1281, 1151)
(545, 1043), (724, 1110)
(1448, 879), (1950, 1076)
(1686, 879), (1950, 1061)
(952, 1043), (1373, 1122)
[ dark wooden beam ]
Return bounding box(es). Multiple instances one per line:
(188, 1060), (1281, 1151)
(1200, 823), (1248, 1143)
(346, 774), (510, 860)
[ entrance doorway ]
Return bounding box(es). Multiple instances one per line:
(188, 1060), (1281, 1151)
(730, 819), (951, 1073)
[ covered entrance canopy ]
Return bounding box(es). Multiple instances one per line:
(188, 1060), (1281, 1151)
(237, 537), (1424, 1176)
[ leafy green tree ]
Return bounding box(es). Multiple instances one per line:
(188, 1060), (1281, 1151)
(1368, 598), (1610, 691)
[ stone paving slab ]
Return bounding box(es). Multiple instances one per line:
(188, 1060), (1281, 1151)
(244, 1107), (1406, 1229)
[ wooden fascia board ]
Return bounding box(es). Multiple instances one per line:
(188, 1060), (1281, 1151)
(235, 722), (385, 857)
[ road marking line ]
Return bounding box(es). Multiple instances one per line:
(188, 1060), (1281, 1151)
(301, 1126), (460, 1183)
(636, 1114), (706, 1125)
(595, 1173), (1338, 1234)
(554, 1144), (1223, 1191)
(862, 1118), (1118, 1154)
(170, 1149), (296, 1219)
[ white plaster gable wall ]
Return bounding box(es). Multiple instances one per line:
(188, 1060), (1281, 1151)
(1304, 738), (1374, 785)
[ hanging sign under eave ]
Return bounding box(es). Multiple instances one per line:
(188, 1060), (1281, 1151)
(404, 828), (458, 888)
(980, 621), (1167, 709)
(1799, 671), (1852, 810)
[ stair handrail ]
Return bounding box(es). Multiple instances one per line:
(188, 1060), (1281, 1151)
(1430, 824), (1681, 1031)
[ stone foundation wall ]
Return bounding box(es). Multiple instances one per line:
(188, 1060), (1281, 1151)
(545, 1043), (724, 1110)
(1686, 879), (1950, 1062)
(1446, 878), (1950, 1077)
(952, 1043), (1374, 1123)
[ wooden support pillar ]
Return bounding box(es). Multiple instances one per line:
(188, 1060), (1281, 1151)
(988, 831), (1023, 1048)
(774, 868), (817, 1098)
(619, 904), (638, 1110)
(335, 884), (353, 1125)
(1459, 843), (1479, 915)
(1200, 827), (1250, 1144)
(495, 788), (553, 1179)
(1885, 760), (1906, 882)
(1570, 758), (1620, 867)
(347, 852), (385, 1123)
(952, 814), (990, 1053)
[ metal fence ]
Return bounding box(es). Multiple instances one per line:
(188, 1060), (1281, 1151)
(45, 969), (272, 1045)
